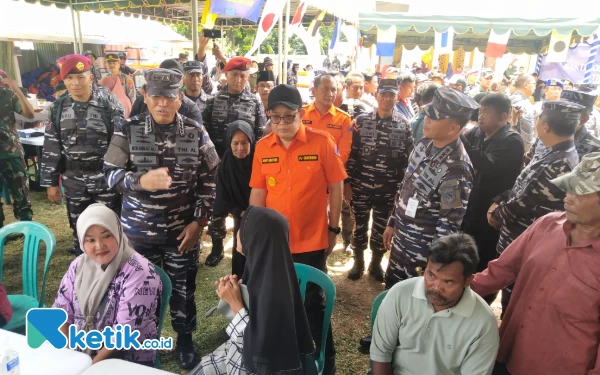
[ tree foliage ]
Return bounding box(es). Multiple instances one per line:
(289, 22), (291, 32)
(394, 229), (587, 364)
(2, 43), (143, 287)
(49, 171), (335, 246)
(170, 21), (332, 57)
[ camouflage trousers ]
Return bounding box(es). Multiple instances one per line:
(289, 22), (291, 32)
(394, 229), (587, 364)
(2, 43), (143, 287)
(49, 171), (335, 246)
(0, 157), (32, 223)
(207, 215), (227, 240)
(64, 189), (121, 247)
(341, 199), (355, 247)
(385, 239), (428, 289)
(132, 241), (200, 335)
(351, 191), (395, 254)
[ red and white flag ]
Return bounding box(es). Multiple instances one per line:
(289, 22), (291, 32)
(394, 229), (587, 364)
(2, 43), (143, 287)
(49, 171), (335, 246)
(246, 0), (288, 57)
(485, 30), (511, 58)
(290, 1), (308, 29)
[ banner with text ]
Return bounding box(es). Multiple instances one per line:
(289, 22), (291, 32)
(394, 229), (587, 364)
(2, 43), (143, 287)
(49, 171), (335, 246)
(210, 0), (265, 23)
(539, 42), (600, 85)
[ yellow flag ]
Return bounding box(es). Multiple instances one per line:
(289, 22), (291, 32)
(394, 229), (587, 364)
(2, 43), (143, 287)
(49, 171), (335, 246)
(201, 0), (217, 29)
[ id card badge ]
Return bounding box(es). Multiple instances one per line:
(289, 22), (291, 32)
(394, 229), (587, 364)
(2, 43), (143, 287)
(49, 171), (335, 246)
(405, 195), (419, 218)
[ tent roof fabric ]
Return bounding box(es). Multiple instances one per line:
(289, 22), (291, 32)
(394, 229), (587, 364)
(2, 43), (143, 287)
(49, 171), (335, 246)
(358, 13), (600, 37)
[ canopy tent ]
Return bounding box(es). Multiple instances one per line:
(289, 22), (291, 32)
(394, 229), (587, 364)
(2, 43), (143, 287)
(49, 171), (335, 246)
(1, 1), (191, 47)
(358, 13), (600, 54)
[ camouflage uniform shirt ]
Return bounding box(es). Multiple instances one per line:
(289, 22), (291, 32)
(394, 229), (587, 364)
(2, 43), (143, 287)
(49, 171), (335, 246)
(202, 86), (266, 157)
(104, 112), (219, 244)
(40, 87), (124, 190)
(493, 139), (579, 253)
(0, 87), (25, 159)
(386, 137), (473, 281)
(346, 108), (414, 194)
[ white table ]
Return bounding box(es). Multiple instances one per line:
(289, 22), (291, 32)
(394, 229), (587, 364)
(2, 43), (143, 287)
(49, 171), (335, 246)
(82, 359), (176, 374)
(20, 136), (44, 147)
(0, 329), (92, 375)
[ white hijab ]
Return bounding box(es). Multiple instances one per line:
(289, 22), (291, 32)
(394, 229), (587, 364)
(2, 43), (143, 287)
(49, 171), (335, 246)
(75, 204), (136, 337)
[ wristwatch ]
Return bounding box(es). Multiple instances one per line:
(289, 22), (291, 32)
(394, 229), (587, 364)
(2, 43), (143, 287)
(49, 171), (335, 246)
(328, 226), (341, 235)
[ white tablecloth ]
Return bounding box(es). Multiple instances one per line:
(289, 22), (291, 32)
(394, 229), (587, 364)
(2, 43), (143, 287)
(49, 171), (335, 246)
(0, 329), (92, 375)
(82, 359), (176, 374)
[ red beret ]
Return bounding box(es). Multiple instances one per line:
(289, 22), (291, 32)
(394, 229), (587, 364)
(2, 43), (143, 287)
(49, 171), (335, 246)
(223, 56), (255, 73)
(59, 55), (91, 80)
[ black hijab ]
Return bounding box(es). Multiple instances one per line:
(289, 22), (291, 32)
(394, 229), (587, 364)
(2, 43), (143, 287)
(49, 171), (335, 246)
(240, 206), (317, 375)
(214, 121), (255, 218)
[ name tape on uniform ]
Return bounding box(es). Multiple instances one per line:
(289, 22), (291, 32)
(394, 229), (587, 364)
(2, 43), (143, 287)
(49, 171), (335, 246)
(298, 155), (318, 162)
(262, 157), (279, 164)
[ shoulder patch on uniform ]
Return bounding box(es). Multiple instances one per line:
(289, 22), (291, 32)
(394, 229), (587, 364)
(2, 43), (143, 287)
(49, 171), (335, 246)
(439, 179), (462, 209)
(298, 155), (318, 161)
(262, 157), (279, 164)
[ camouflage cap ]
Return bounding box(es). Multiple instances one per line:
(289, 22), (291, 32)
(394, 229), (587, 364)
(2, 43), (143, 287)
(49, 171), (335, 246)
(540, 100), (584, 126)
(182, 60), (206, 75)
(551, 152), (600, 195)
(144, 68), (182, 98)
(561, 89), (598, 109)
(378, 78), (399, 94)
(423, 87), (479, 120)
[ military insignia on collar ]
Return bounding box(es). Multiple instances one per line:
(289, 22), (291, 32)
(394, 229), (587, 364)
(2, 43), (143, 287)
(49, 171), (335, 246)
(76, 62), (84, 71)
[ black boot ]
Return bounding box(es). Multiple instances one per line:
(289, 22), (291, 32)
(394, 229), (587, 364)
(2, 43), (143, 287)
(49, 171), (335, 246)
(205, 238), (224, 267)
(368, 251), (385, 282)
(176, 333), (199, 370)
(347, 248), (365, 280)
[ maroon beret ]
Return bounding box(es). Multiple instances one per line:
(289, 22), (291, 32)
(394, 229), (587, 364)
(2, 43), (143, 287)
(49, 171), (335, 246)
(223, 56), (255, 73)
(59, 55), (91, 80)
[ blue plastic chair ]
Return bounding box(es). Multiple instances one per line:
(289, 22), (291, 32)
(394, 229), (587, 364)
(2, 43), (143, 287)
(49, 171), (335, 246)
(0, 222), (56, 333)
(153, 265), (172, 369)
(294, 263), (336, 375)
(370, 290), (389, 332)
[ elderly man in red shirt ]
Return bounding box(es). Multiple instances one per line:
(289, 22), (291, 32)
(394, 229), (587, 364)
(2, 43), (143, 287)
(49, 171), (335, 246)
(470, 151), (600, 375)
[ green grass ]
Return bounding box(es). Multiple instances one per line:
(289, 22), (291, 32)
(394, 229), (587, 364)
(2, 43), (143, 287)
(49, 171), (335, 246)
(2, 191), (383, 374)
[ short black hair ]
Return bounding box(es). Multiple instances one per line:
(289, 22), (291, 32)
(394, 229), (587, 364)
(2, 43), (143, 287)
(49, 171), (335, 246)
(218, 61), (226, 70)
(363, 71), (376, 83)
(470, 92), (490, 121)
(479, 93), (512, 116)
(314, 73), (337, 88)
(415, 82), (440, 105)
(428, 233), (479, 278)
(397, 72), (416, 85)
(541, 113), (578, 137)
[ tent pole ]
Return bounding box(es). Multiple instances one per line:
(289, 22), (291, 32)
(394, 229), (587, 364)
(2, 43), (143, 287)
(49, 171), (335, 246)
(278, 9), (283, 84)
(191, 0), (199, 58)
(69, 0), (80, 54)
(283, 0), (290, 85)
(77, 12), (84, 54)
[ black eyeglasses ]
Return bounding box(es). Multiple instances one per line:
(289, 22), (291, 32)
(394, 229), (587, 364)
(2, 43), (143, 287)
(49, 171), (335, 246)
(270, 114), (298, 124)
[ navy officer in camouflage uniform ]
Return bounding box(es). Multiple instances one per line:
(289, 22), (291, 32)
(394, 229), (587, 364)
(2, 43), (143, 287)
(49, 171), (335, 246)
(383, 87), (476, 288)
(182, 61), (210, 113)
(0, 71), (34, 231)
(104, 68), (219, 370)
(489, 100), (581, 315)
(202, 56), (265, 266)
(345, 79), (414, 281)
(561, 90), (600, 160)
(41, 55), (124, 255)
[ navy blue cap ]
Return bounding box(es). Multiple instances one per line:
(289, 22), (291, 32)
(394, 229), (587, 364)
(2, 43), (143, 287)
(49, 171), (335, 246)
(561, 90), (598, 109)
(182, 60), (206, 74)
(541, 100), (585, 125)
(545, 79), (564, 88)
(378, 79), (398, 94)
(144, 68), (182, 98)
(423, 87), (478, 120)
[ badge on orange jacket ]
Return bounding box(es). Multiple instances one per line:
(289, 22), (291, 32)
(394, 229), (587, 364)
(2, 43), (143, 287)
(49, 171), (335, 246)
(268, 177), (276, 187)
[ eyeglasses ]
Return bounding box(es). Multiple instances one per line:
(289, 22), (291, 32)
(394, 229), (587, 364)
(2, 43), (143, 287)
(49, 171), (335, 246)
(270, 114), (298, 124)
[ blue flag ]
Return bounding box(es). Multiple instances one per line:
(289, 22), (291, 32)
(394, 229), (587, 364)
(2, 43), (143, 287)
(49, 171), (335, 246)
(330, 17), (341, 51)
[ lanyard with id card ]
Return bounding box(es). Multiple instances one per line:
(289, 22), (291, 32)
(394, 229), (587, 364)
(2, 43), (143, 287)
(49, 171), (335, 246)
(405, 193), (419, 218)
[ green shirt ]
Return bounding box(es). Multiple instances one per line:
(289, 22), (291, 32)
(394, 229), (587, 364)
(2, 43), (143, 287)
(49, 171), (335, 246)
(371, 277), (499, 375)
(0, 87), (24, 159)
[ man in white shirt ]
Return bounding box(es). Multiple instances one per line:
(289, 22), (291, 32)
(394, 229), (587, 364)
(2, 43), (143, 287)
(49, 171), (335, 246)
(371, 233), (499, 375)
